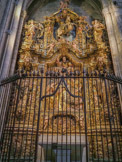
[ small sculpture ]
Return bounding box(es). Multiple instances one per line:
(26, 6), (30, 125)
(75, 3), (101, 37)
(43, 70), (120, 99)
(46, 42), (55, 57)
(37, 23), (44, 39)
(56, 58), (62, 67)
(92, 20), (106, 49)
(24, 20), (36, 40)
(60, 0), (70, 9)
(62, 56), (68, 67)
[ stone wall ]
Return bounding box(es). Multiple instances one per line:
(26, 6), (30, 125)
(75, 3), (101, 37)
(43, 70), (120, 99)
(0, 0), (8, 29)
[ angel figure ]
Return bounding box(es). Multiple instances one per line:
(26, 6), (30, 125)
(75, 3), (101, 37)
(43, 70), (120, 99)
(46, 42), (55, 57)
(72, 41), (81, 54)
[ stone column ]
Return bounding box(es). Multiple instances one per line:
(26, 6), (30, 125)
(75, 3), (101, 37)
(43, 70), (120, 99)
(0, 0), (15, 70)
(109, 0), (122, 71)
(102, 0), (122, 77)
(0, 0), (26, 138)
(110, 0), (122, 39)
(0, 0), (24, 79)
(10, 2), (27, 75)
(101, 0), (122, 115)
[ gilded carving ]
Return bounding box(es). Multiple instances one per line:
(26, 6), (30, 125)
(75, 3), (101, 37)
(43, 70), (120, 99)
(11, 4), (119, 160)
(18, 8), (111, 73)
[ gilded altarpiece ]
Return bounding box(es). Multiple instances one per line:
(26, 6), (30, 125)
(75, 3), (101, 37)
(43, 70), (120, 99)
(3, 7), (121, 161)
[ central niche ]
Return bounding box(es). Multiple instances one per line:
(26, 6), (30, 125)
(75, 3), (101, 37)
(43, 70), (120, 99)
(53, 10), (76, 41)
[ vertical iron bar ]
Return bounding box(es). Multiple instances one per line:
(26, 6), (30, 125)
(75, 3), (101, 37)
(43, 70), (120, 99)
(1, 83), (15, 161)
(66, 75), (68, 162)
(83, 69), (88, 162)
(61, 77), (63, 162)
(7, 78), (22, 162)
(95, 77), (105, 161)
(29, 76), (40, 161)
(87, 75), (94, 161)
(107, 80), (120, 161)
(34, 77), (43, 162)
(104, 78), (116, 161)
(51, 75), (56, 161)
(78, 76), (82, 162)
(18, 75), (32, 160)
(70, 76), (72, 162)
(15, 77), (28, 161)
(56, 75), (60, 161)
(99, 77), (110, 161)
(112, 82), (122, 160)
(1, 82), (16, 161)
(45, 75), (51, 161)
(91, 75), (99, 161)
(41, 77), (48, 161)
(23, 75), (35, 160)
(74, 73), (77, 162)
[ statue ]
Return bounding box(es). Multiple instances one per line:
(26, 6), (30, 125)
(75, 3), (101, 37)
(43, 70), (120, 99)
(46, 42), (55, 57)
(60, 0), (70, 9)
(24, 20), (36, 40)
(56, 58), (62, 67)
(37, 23), (44, 39)
(65, 16), (74, 34)
(56, 21), (66, 39)
(92, 20), (106, 49)
(61, 56), (68, 68)
(56, 14), (76, 41)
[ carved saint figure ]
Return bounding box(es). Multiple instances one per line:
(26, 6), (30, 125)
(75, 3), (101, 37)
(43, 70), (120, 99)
(62, 56), (68, 68)
(24, 20), (36, 40)
(92, 20), (105, 47)
(37, 23), (44, 39)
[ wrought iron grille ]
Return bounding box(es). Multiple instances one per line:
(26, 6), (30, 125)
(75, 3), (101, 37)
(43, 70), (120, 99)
(0, 70), (122, 162)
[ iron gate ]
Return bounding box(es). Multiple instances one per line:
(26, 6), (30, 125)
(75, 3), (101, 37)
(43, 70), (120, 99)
(0, 70), (122, 162)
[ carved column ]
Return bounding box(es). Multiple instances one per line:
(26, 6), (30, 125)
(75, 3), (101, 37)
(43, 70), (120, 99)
(101, 0), (122, 115)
